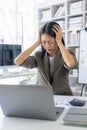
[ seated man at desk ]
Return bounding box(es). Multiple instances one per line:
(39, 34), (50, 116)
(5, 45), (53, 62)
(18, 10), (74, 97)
(14, 21), (77, 95)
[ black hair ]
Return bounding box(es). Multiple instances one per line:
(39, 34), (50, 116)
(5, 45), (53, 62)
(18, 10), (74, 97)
(40, 21), (65, 53)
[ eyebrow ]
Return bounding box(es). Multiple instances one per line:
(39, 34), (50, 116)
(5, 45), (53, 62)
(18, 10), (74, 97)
(42, 40), (55, 42)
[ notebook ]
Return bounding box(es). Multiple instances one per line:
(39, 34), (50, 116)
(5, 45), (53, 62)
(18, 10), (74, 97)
(63, 107), (87, 125)
(0, 84), (64, 121)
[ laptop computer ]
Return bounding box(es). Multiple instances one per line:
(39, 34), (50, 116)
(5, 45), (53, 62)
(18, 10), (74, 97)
(0, 84), (64, 121)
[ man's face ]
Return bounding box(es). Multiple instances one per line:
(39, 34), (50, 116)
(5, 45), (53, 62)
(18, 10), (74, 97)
(41, 34), (58, 56)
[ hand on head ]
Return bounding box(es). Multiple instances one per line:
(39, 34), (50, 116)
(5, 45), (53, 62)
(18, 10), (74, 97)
(52, 24), (63, 45)
(37, 27), (42, 44)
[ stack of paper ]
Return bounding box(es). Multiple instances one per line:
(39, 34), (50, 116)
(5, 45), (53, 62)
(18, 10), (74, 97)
(41, 10), (50, 21)
(63, 107), (87, 125)
(68, 16), (83, 30)
(69, 1), (83, 15)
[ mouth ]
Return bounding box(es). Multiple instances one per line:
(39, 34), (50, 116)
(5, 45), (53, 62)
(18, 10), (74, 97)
(47, 49), (52, 52)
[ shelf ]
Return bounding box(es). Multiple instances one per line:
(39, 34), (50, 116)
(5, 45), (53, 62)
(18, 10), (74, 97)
(37, 0), (87, 80)
(69, 73), (78, 78)
(38, 7), (51, 22)
(51, 3), (65, 18)
(67, 45), (79, 48)
(67, 14), (83, 18)
(67, 0), (83, 13)
(52, 16), (65, 20)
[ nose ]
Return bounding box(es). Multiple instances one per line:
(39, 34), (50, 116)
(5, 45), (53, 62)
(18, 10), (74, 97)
(45, 41), (51, 48)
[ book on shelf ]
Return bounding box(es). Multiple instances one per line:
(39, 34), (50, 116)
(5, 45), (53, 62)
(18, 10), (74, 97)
(54, 5), (65, 17)
(68, 33), (74, 45)
(69, 24), (83, 30)
(68, 32), (80, 46)
(54, 6), (63, 17)
(69, 1), (83, 15)
(85, 21), (87, 28)
(86, 2), (87, 10)
(72, 69), (78, 75)
(69, 7), (83, 15)
(69, 17), (83, 24)
(41, 10), (50, 21)
(68, 16), (83, 30)
(56, 21), (65, 30)
(86, 15), (87, 22)
(70, 5), (83, 9)
(69, 23), (83, 27)
(75, 48), (79, 62)
(69, 69), (78, 78)
(58, 5), (65, 17)
(70, 1), (83, 8)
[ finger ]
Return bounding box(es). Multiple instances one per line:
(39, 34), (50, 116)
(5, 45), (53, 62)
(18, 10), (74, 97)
(52, 27), (61, 35)
(53, 24), (60, 28)
(53, 26), (58, 32)
(53, 24), (62, 31)
(52, 28), (57, 34)
(52, 27), (58, 34)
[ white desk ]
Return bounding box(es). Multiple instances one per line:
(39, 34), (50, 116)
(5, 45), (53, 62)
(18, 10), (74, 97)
(0, 96), (87, 130)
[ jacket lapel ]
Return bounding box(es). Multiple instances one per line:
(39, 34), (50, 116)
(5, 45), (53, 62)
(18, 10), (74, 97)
(36, 52), (50, 82)
(43, 53), (50, 82)
(51, 50), (62, 75)
(36, 50), (62, 82)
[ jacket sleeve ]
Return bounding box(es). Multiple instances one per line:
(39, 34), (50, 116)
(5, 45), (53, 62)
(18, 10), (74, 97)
(64, 48), (78, 70)
(20, 56), (37, 69)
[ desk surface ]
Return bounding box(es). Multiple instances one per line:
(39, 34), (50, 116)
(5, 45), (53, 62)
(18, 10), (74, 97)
(0, 96), (87, 130)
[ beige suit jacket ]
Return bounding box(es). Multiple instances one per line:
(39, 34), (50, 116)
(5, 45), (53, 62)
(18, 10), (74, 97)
(21, 49), (77, 95)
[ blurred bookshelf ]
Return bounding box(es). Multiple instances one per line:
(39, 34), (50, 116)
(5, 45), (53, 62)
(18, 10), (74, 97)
(37, 0), (87, 87)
